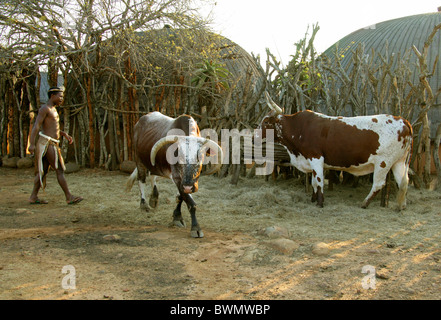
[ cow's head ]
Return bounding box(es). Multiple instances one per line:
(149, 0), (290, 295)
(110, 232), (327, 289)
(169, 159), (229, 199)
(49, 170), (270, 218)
(255, 92), (284, 142)
(150, 136), (223, 194)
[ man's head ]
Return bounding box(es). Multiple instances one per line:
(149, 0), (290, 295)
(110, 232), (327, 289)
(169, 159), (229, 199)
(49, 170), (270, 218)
(48, 87), (64, 105)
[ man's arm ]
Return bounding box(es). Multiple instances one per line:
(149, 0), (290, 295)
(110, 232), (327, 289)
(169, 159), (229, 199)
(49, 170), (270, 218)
(28, 107), (48, 154)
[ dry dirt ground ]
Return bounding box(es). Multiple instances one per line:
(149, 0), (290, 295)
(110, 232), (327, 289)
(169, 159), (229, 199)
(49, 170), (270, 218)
(0, 166), (440, 300)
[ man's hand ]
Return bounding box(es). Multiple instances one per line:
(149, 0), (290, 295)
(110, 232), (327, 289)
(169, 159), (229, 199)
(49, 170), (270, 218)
(28, 144), (35, 155)
(65, 135), (73, 144)
(61, 131), (73, 144)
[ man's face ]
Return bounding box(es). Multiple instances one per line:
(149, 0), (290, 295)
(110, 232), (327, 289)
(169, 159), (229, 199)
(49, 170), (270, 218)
(53, 92), (64, 105)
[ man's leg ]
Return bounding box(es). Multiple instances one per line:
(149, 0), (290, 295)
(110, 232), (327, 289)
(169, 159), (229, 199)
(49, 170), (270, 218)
(46, 145), (83, 204)
(29, 158), (49, 204)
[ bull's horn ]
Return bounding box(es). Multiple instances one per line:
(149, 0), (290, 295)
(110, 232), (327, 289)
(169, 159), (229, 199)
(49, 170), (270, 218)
(264, 91), (283, 114)
(200, 139), (224, 176)
(150, 135), (180, 166)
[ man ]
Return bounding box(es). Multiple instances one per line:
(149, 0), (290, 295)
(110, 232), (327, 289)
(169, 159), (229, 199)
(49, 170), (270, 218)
(28, 87), (83, 205)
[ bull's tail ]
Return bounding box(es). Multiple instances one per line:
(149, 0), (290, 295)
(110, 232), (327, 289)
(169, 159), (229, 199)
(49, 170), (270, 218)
(396, 120), (413, 210)
(126, 168), (138, 192)
(403, 118), (413, 168)
(402, 121), (413, 187)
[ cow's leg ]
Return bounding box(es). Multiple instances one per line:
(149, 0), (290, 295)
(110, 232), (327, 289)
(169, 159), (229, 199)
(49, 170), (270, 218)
(149, 176), (159, 208)
(137, 164), (150, 212)
(173, 194), (186, 228)
(391, 160), (409, 210)
(310, 158), (325, 207)
(182, 193), (203, 238)
(362, 166), (389, 209)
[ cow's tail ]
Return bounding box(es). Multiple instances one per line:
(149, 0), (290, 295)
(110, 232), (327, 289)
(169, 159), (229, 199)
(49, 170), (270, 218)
(404, 119), (413, 169)
(397, 120), (413, 209)
(126, 168), (138, 192)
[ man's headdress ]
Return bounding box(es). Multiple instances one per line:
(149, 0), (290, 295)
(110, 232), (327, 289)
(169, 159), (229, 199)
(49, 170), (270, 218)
(48, 86), (64, 99)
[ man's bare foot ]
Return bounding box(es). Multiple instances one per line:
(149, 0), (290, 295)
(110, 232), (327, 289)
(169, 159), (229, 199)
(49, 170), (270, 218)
(29, 198), (49, 204)
(67, 196), (83, 205)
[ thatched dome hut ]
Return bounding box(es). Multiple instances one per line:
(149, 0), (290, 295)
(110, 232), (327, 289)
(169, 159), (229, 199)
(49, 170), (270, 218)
(323, 9), (441, 137)
(97, 26), (265, 120)
(39, 27), (265, 118)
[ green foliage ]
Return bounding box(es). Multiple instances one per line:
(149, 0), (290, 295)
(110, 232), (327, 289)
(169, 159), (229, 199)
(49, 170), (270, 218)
(191, 59), (231, 93)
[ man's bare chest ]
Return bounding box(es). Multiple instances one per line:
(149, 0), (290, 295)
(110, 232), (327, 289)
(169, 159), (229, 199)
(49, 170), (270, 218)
(46, 108), (60, 122)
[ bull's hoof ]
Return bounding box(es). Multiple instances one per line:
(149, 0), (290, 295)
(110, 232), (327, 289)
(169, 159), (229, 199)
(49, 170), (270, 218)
(140, 199), (150, 212)
(149, 196), (158, 208)
(191, 229), (204, 238)
(173, 219), (186, 228)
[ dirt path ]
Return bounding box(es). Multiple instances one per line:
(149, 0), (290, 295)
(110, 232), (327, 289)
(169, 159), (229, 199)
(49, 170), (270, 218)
(0, 167), (440, 300)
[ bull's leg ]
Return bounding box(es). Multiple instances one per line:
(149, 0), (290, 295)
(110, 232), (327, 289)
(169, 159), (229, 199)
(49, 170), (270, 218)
(149, 176), (159, 208)
(182, 193), (204, 238)
(362, 166), (389, 209)
(310, 158), (325, 207)
(173, 194), (186, 228)
(391, 160), (409, 210)
(137, 164), (150, 212)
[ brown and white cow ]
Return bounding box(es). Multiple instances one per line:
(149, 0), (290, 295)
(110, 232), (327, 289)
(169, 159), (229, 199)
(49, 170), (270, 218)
(126, 111), (223, 238)
(257, 92), (413, 210)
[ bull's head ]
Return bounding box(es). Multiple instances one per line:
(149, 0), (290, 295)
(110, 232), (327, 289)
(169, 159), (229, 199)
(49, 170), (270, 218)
(255, 91), (284, 142)
(150, 136), (223, 194)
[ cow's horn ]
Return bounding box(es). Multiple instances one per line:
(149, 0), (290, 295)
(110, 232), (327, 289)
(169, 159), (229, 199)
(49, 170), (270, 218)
(264, 91), (283, 114)
(200, 139), (224, 176)
(150, 135), (180, 166)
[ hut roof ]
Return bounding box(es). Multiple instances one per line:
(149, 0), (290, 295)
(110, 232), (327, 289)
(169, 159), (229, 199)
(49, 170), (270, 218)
(323, 10), (441, 136)
(132, 27), (264, 88)
(324, 11), (441, 81)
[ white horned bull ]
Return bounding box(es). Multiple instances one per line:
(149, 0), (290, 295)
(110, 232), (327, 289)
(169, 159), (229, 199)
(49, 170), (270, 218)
(127, 112), (223, 238)
(257, 92), (413, 210)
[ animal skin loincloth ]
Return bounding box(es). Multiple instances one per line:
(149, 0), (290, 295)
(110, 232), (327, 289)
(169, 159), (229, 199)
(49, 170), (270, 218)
(35, 132), (66, 189)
